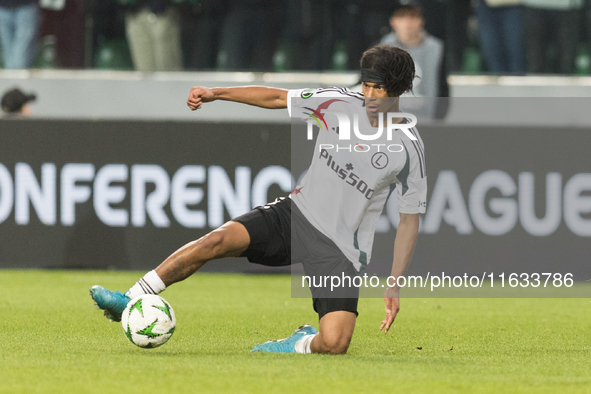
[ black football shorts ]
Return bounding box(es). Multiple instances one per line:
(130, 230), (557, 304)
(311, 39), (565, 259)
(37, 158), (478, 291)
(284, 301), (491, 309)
(233, 197), (359, 319)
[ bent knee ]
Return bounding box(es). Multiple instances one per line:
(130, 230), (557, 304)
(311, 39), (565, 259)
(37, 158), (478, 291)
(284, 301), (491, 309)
(320, 335), (351, 355)
(328, 343), (349, 355)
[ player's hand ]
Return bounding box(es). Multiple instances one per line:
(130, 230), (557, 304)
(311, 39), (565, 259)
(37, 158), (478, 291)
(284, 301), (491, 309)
(380, 287), (400, 334)
(187, 86), (215, 110)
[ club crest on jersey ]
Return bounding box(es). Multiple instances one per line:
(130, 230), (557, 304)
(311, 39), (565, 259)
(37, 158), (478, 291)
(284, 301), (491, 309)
(371, 152), (388, 169)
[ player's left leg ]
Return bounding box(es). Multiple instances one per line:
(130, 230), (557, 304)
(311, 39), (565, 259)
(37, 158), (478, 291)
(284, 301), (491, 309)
(250, 210), (360, 354)
(251, 290), (359, 354)
(310, 310), (356, 354)
(250, 306), (357, 354)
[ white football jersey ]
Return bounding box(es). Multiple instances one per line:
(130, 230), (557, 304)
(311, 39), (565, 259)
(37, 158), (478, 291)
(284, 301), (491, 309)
(287, 87), (427, 271)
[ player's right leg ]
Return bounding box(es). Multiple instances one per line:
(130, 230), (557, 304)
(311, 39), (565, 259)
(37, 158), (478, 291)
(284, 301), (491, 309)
(90, 221), (250, 321)
(153, 220), (250, 286)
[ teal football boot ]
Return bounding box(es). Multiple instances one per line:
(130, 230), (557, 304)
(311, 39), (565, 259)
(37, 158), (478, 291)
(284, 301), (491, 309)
(89, 285), (131, 322)
(251, 324), (317, 353)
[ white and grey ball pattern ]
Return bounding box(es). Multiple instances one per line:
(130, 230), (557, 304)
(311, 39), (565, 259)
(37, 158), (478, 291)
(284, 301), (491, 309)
(121, 294), (176, 348)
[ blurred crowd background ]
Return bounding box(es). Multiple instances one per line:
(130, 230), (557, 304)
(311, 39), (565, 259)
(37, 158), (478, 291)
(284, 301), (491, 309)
(0, 0), (589, 76)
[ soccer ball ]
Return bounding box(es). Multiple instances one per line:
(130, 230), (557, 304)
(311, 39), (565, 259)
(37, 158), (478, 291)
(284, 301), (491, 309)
(121, 294), (176, 348)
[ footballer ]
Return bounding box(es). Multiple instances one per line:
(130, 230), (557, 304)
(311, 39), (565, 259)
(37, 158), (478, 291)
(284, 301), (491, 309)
(91, 44), (427, 355)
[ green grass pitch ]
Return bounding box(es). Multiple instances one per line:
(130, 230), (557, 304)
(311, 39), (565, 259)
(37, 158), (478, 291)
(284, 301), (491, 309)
(1, 270), (590, 393)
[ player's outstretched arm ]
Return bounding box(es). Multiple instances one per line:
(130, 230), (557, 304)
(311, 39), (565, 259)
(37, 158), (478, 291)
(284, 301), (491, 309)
(187, 86), (288, 110)
(380, 213), (420, 334)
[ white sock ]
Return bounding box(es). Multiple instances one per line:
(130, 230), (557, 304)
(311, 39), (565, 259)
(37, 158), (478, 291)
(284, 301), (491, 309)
(127, 270), (166, 300)
(295, 334), (316, 354)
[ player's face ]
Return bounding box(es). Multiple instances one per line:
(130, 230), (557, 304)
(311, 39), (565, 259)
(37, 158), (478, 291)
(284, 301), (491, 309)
(362, 82), (397, 116)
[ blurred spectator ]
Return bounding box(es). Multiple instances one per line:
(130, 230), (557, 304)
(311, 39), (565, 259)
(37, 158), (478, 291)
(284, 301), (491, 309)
(216, 0), (281, 70)
(415, 0), (447, 40)
(85, 0), (128, 68)
(278, 0), (328, 70)
(0, 0), (40, 69)
(1, 87), (36, 116)
(446, 0), (471, 72)
(524, 0), (583, 74)
(40, 0), (85, 68)
(475, 0), (525, 74)
(380, 4), (446, 98)
(410, 0), (470, 73)
(333, 0), (394, 70)
(119, 0), (183, 71)
(584, 0), (591, 74)
(181, 0), (226, 70)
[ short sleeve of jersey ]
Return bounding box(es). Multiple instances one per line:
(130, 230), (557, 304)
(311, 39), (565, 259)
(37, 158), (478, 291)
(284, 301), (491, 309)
(396, 139), (427, 214)
(287, 88), (322, 118)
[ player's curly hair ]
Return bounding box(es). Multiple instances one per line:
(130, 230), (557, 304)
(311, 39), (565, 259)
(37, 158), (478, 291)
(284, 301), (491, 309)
(360, 45), (416, 97)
